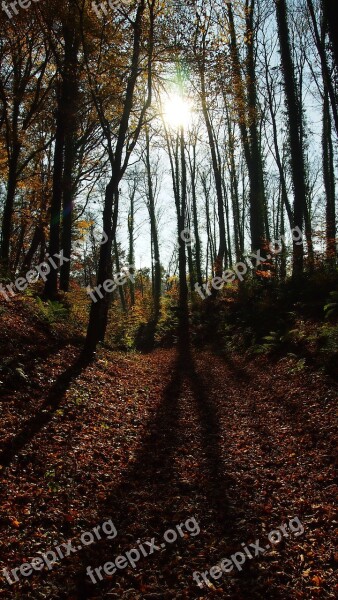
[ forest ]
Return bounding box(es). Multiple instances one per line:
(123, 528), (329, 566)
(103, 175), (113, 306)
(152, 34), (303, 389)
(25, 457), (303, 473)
(0, 0), (337, 598)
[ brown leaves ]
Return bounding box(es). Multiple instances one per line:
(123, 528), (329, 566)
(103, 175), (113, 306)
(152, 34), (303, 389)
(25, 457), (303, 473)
(0, 299), (337, 599)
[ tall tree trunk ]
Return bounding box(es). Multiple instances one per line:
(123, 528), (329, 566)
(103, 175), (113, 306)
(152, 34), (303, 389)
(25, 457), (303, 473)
(114, 239), (127, 312)
(13, 223), (25, 273)
(198, 62), (227, 277)
(322, 88), (336, 264)
(263, 42), (293, 230)
(60, 32), (79, 292)
(186, 211), (195, 292)
(201, 173), (216, 278)
(188, 143), (202, 287)
(275, 0), (306, 278)
(178, 127), (189, 332)
(44, 25), (76, 299)
(307, 0), (338, 137)
(225, 110), (243, 262)
(322, 0), (338, 70)
(245, 0), (267, 250)
(145, 128), (161, 319)
(226, 3), (266, 253)
(1, 138), (20, 271)
(128, 185), (136, 307)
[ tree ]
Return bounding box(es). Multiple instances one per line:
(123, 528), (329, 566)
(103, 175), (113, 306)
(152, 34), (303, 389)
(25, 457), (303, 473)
(44, 5), (80, 298)
(82, 0), (155, 355)
(193, 15), (227, 278)
(322, 0), (338, 70)
(275, 0), (307, 278)
(0, 16), (54, 271)
(144, 127), (161, 320)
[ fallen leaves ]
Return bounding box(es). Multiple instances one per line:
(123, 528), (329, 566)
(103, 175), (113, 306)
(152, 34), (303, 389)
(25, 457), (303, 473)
(0, 302), (337, 598)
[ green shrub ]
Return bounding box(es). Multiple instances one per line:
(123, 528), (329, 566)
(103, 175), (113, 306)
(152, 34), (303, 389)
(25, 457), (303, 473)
(35, 298), (69, 323)
(324, 291), (338, 320)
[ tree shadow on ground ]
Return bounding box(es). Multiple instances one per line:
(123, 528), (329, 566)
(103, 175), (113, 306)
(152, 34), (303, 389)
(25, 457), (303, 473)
(72, 342), (258, 599)
(0, 337), (84, 393)
(0, 353), (91, 468)
(1, 341), (287, 599)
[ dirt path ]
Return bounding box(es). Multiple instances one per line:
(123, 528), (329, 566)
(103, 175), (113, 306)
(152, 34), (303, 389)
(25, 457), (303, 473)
(0, 346), (337, 599)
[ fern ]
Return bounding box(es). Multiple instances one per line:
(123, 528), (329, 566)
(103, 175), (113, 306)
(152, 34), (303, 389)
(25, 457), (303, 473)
(324, 291), (338, 320)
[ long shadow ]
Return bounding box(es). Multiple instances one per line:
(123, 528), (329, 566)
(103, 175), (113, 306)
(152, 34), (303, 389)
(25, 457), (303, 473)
(73, 348), (184, 597)
(0, 354), (90, 468)
(181, 346), (234, 533)
(220, 345), (337, 460)
(70, 341), (242, 598)
(0, 336), (84, 393)
(194, 350), (292, 599)
(0, 338), (297, 599)
(1, 339), (287, 597)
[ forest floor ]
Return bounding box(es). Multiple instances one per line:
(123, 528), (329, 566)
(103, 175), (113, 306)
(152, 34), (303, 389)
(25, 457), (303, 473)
(0, 297), (337, 599)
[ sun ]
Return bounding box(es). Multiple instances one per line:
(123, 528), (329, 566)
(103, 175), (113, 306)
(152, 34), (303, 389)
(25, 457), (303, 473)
(162, 93), (193, 130)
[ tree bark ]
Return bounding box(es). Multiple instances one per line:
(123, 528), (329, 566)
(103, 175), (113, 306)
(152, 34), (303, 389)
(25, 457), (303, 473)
(198, 62), (227, 277)
(275, 0), (307, 278)
(322, 88), (336, 263)
(1, 139), (20, 271)
(322, 0), (338, 70)
(60, 31), (79, 292)
(145, 128), (161, 319)
(44, 24), (76, 299)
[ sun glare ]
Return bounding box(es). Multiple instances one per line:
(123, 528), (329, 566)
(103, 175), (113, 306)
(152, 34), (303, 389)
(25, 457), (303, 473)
(162, 93), (193, 130)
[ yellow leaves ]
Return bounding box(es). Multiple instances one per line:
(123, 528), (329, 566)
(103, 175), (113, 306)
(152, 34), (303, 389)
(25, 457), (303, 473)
(11, 518), (21, 528)
(77, 220), (94, 230)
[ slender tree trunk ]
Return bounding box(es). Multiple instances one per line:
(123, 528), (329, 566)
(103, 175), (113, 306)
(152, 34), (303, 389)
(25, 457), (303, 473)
(226, 3), (266, 253)
(263, 44), (293, 229)
(307, 0), (338, 137)
(114, 239), (127, 312)
(178, 127), (189, 332)
(225, 112), (242, 262)
(245, 0), (267, 250)
(60, 32), (79, 292)
(128, 185), (136, 307)
(322, 0), (338, 71)
(275, 0), (306, 278)
(280, 197), (287, 280)
(198, 63), (227, 277)
(145, 128), (161, 318)
(201, 173), (216, 278)
(44, 37), (72, 299)
(188, 144), (202, 287)
(21, 225), (45, 273)
(1, 139), (20, 271)
(322, 88), (336, 263)
(13, 224), (25, 273)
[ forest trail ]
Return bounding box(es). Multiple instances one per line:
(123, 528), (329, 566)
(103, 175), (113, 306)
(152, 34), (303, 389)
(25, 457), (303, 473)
(0, 342), (337, 599)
